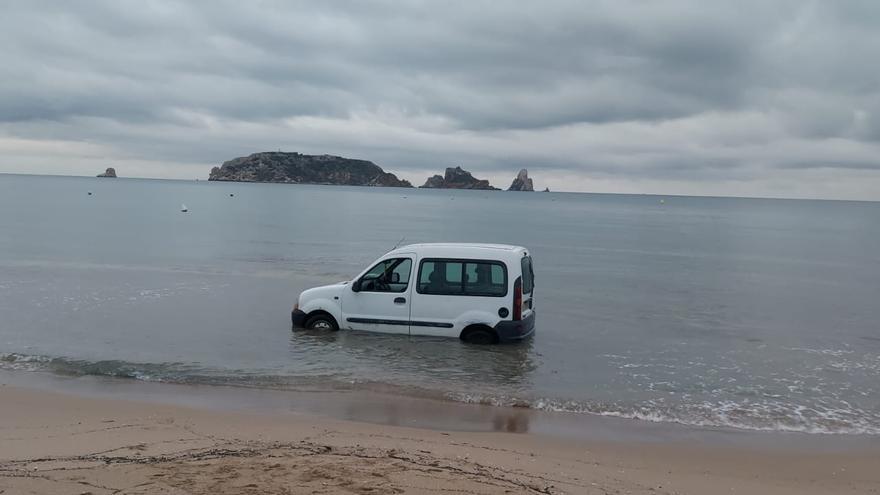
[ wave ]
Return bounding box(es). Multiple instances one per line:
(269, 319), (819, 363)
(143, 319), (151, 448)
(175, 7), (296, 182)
(0, 352), (342, 390)
(3, 352), (879, 436)
(447, 392), (880, 436)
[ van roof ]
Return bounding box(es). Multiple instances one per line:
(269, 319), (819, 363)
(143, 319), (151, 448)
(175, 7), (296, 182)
(387, 243), (528, 259)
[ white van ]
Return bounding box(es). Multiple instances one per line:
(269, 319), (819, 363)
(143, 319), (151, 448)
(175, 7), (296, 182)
(291, 243), (535, 344)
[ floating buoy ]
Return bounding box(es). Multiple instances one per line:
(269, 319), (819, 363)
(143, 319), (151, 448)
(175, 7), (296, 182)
(87, 191), (92, 196)
(660, 199), (665, 204)
(229, 193), (234, 197)
(181, 204), (188, 212)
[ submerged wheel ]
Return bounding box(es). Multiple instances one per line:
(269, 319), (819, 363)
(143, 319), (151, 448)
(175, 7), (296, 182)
(461, 326), (499, 345)
(304, 314), (339, 331)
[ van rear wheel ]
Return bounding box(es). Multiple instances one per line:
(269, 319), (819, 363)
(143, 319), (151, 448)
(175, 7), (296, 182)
(461, 326), (499, 345)
(305, 314), (339, 331)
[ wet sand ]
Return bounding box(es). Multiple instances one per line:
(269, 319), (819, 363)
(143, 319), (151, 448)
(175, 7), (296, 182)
(2, 384), (878, 494)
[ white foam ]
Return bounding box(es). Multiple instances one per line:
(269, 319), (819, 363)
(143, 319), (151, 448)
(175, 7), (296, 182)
(446, 391), (880, 435)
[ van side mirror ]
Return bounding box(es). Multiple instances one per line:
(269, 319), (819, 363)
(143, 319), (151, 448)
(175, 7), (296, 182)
(351, 279), (361, 292)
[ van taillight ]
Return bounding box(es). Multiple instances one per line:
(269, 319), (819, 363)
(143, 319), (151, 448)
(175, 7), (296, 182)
(513, 277), (522, 321)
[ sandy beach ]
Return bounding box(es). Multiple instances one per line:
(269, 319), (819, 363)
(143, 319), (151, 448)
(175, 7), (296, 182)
(1, 384), (877, 494)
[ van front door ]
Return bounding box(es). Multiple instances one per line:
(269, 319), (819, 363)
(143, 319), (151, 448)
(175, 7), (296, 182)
(340, 256), (413, 335)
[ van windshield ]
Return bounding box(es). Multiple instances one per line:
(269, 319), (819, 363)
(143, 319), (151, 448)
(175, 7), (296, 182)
(521, 256), (534, 294)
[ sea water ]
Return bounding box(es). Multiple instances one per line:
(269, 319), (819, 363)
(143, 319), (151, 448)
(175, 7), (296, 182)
(1, 174), (878, 434)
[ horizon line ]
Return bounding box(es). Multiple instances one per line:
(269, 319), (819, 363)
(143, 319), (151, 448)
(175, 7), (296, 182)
(1, 172), (877, 204)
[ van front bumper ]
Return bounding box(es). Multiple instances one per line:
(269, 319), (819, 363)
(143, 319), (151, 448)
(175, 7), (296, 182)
(291, 309), (308, 329)
(494, 311), (535, 343)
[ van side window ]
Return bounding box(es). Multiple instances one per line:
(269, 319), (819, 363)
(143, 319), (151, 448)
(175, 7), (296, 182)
(359, 258), (412, 293)
(464, 262), (507, 296)
(418, 259), (507, 297)
(419, 261), (463, 295)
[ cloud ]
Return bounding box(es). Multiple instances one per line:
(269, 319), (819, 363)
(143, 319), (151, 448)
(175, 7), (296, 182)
(0, 0), (879, 199)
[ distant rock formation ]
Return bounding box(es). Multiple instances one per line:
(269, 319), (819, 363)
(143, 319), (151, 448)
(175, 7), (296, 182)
(421, 175), (447, 188)
(420, 166), (498, 190)
(208, 152), (412, 187)
(507, 169), (534, 191)
(97, 167), (117, 178)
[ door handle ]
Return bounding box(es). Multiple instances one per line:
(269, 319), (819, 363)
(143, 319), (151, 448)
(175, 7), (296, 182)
(394, 297), (406, 304)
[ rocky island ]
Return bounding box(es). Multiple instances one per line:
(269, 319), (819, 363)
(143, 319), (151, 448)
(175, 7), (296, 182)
(208, 152), (412, 187)
(507, 169), (534, 191)
(420, 166), (498, 190)
(97, 167), (117, 178)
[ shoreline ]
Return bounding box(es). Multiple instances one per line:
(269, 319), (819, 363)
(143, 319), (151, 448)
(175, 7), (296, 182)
(2, 381), (879, 494)
(3, 367), (879, 450)
(2, 369), (879, 453)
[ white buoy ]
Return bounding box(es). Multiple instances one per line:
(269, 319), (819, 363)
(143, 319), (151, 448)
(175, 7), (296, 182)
(181, 204), (188, 212)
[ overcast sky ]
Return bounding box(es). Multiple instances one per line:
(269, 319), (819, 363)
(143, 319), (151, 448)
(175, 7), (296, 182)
(1, 1), (879, 199)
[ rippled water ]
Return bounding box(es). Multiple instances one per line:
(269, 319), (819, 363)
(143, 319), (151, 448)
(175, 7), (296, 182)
(1, 174), (879, 434)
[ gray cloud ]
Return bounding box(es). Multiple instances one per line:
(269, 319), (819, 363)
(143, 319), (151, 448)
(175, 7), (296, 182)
(1, 0), (879, 199)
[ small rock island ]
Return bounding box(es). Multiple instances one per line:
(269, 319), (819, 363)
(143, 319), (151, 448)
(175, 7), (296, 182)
(420, 166), (498, 190)
(97, 167), (117, 178)
(507, 169), (534, 191)
(208, 152), (412, 187)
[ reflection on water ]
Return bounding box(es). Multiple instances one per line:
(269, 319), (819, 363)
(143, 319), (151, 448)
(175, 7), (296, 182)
(334, 385), (533, 434)
(492, 411), (530, 433)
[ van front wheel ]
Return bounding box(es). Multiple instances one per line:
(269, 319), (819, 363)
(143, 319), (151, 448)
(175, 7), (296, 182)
(305, 314), (339, 331)
(461, 326), (499, 345)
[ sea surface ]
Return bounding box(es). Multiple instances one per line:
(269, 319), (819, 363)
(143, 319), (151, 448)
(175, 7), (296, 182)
(1, 174), (879, 435)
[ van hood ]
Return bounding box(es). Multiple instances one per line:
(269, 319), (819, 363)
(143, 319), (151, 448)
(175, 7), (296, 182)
(298, 281), (347, 303)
